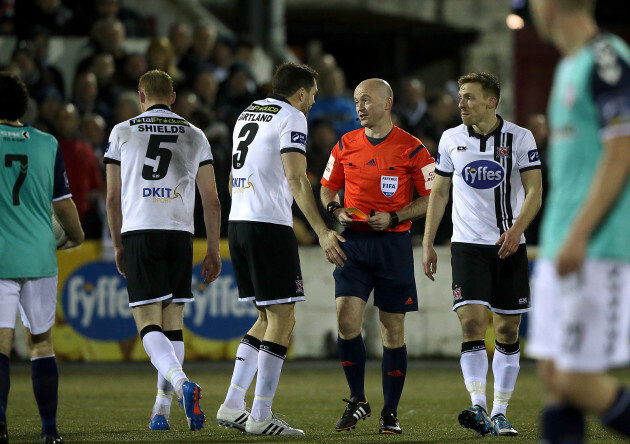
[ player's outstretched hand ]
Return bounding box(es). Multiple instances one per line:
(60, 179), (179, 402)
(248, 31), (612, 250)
(367, 212), (391, 231)
(422, 244), (437, 281)
(114, 246), (126, 278)
(496, 227), (521, 259)
(201, 251), (222, 284)
(318, 228), (346, 267)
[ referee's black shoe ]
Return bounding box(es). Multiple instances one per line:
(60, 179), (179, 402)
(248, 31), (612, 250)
(334, 397), (371, 431)
(379, 410), (402, 434)
(1, 421), (8, 444)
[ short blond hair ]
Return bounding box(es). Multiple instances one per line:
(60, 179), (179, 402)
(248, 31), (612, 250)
(138, 69), (173, 101)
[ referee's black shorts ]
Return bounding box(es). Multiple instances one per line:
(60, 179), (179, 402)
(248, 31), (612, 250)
(228, 222), (305, 306)
(122, 230), (194, 307)
(451, 242), (530, 314)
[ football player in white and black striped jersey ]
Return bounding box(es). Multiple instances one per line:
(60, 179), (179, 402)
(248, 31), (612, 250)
(422, 72), (542, 437)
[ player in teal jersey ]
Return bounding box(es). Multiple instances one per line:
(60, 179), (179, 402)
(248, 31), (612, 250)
(0, 72), (84, 444)
(527, 1), (630, 442)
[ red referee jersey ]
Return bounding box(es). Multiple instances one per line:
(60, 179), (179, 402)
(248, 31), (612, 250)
(321, 125), (435, 232)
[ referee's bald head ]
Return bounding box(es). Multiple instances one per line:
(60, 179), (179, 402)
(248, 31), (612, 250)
(356, 78), (393, 101)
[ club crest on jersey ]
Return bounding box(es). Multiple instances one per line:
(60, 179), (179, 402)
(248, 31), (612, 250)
(453, 286), (462, 301)
(497, 145), (510, 157)
(295, 279), (304, 295)
(462, 160), (504, 189)
(381, 176), (398, 197)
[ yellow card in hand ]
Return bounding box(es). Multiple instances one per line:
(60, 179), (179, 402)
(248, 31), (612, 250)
(346, 207), (368, 220)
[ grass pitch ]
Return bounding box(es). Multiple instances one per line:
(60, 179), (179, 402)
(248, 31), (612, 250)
(4, 360), (630, 443)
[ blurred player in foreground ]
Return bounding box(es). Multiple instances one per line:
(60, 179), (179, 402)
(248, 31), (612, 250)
(527, 0), (630, 442)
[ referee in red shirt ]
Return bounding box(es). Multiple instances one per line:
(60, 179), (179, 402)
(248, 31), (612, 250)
(321, 78), (435, 434)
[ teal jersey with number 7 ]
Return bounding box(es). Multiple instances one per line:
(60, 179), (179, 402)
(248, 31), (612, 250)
(0, 124), (71, 279)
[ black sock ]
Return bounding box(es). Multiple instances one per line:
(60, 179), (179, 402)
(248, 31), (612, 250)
(31, 357), (58, 437)
(337, 335), (366, 402)
(541, 404), (585, 443)
(600, 386), (630, 437)
(0, 354), (9, 423)
(382, 345), (407, 414)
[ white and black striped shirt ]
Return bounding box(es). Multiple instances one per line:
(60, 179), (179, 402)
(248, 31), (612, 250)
(435, 116), (541, 245)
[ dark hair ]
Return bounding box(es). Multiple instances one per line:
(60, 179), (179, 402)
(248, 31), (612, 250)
(458, 72), (501, 103)
(0, 72), (29, 121)
(272, 62), (318, 97)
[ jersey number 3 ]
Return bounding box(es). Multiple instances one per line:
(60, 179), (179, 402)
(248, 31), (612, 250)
(4, 154), (28, 206)
(232, 123), (259, 169)
(142, 134), (177, 180)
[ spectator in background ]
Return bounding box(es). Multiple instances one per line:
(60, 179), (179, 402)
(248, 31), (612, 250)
(307, 67), (360, 139)
(211, 35), (235, 83)
(417, 89), (460, 157)
(32, 86), (63, 133)
(15, 0), (77, 39)
(72, 70), (112, 123)
(0, 0), (16, 34)
(91, 0), (147, 37)
(112, 90), (141, 125)
(169, 23), (193, 64)
(118, 52), (147, 92)
(80, 113), (108, 156)
(146, 36), (184, 88)
(78, 17), (127, 74)
(11, 40), (62, 102)
(177, 24), (216, 83)
(87, 52), (122, 109)
(393, 77), (427, 137)
(193, 70), (219, 109)
(216, 61), (259, 128)
(28, 26), (65, 97)
(53, 103), (104, 237)
(171, 90), (200, 122)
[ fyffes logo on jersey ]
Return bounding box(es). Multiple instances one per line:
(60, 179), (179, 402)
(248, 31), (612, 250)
(61, 261), (137, 341)
(461, 160), (504, 189)
(184, 260), (259, 340)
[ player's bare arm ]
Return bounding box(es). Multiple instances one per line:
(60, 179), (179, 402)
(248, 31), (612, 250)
(197, 163), (222, 284)
(105, 163), (125, 277)
(282, 151), (346, 267)
(422, 174), (452, 281)
(496, 168), (542, 259)
(556, 134), (630, 276)
(52, 197), (84, 249)
(320, 185), (355, 227)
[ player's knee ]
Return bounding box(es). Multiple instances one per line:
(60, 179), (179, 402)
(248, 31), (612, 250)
(494, 323), (519, 344)
(459, 317), (485, 339)
(338, 316), (361, 339)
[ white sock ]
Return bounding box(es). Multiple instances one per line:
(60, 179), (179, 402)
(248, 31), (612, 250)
(224, 336), (260, 410)
(460, 340), (488, 411)
(154, 339), (184, 415)
(142, 331), (187, 398)
(250, 341), (286, 422)
(491, 341), (520, 418)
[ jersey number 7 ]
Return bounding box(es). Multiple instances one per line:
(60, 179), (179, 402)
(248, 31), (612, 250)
(4, 154), (28, 206)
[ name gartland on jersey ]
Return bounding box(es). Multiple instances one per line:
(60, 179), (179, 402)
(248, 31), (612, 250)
(435, 116), (541, 245)
(229, 95), (309, 227)
(104, 105), (214, 234)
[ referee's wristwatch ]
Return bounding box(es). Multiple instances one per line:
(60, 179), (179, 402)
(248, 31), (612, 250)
(327, 201), (342, 220)
(389, 211), (399, 228)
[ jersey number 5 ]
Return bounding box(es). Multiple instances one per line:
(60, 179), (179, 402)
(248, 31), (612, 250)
(232, 123), (259, 169)
(4, 154), (28, 206)
(142, 134), (177, 180)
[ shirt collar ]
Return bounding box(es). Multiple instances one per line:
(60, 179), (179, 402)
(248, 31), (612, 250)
(467, 114), (504, 140)
(146, 104), (171, 111)
(267, 93), (292, 106)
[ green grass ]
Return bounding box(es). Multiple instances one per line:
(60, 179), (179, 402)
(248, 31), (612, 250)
(4, 360), (630, 443)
